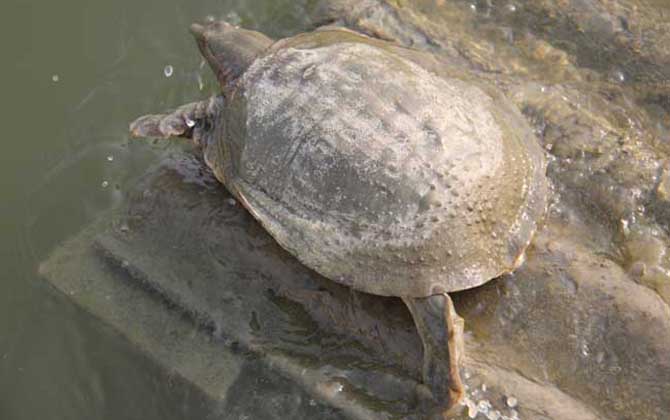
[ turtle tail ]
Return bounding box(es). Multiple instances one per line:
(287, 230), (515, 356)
(129, 96), (224, 149)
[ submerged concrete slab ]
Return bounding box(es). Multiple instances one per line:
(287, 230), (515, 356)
(38, 210), (347, 420)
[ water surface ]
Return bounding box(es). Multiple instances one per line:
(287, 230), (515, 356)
(0, 1), (310, 419)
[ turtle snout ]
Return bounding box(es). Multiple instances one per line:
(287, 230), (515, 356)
(189, 23), (206, 40)
(190, 20), (234, 40)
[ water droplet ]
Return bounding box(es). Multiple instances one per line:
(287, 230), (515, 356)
(163, 65), (174, 78)
(197, 73), (204, 91)
(506, 3), (517, 12)
(469, 3), (477, 12)
(101, 181), (109, 188)
(477, 400), (491, 415)
(106, 155), (114, 162)
(506, 396), (518, 408)
(580, 342), (590, 357)
(611, 69), (626, 83)
(51, 74), (60, 82)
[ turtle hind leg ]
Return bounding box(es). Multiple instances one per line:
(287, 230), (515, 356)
(129, 96), (224, 147)
(402, 293), (465, 416)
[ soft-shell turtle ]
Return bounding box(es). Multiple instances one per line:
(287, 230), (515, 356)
(130, 20), (548, 415)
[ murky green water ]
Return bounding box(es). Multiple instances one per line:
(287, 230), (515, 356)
(0, 1), (311, 419)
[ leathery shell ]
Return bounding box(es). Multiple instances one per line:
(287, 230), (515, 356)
(216, 30), (548, 298)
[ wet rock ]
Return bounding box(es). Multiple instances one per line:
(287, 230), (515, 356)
(456, 222), (670, 419)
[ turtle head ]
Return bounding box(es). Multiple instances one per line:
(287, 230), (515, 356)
(190, 20), (273, 93)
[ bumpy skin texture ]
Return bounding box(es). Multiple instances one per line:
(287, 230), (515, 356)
(214, 29), (548, 298)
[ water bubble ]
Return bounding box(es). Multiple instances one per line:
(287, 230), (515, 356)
(469, 3), (477, 12)
(205, 15), (216, 23)
(51, 74), (60, 82)
(227, 198), (237, 206)
(620, 218), (631, 236)
(477, 400), (492, 415)
(185, 117), (196, 128)
(106, 155), (114, 162)
(101, 181), (109, 188)
(506, 396), (518, 408)
(580, 342), (590, 357)
(506, 3), (517, 12)
(163, 65), (174, 78)
(611, 69), (626, 83)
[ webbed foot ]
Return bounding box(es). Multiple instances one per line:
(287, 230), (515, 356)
(129, 96), (223, 147)
(402, 293), (464, 417)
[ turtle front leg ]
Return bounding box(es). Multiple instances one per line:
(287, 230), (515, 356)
(402, 293), (465, 417)
(129, 96), (224, 148)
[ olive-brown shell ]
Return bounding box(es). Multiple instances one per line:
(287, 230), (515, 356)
(211, 29), (548, 298)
